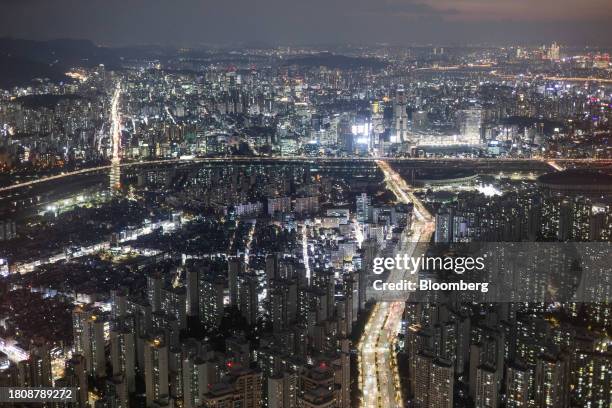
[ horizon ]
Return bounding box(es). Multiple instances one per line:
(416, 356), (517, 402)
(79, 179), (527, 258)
(3, 36), (612, 50)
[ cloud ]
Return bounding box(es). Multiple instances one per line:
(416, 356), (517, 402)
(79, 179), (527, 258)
(355, 0), (458, 18)
(0, 0), (611, 45)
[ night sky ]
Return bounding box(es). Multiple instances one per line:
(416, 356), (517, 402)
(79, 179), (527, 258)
(1, 0), (612, 46)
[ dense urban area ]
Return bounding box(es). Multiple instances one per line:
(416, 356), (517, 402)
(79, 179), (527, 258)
(0, 38), (610, 408)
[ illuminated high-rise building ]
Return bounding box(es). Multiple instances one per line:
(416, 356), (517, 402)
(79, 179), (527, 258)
(547, 42), (560, 61)
(201, 367), (262, 408)
(199, 275), (224, 329)
(74, 308), (106, 378)
(232, 367), (262, 408)
(589, 202), (611, 241)
(103, 375), (129, 408)
(238, 273), (259, 325)
(186, 268), (200, 317)
(457, 108), (482, 145)
(505, 361), (531, 408)
(147, 273), (163, 313)
(110, 326), (136, 392)
(268, 372), (298, 408)
(392, 86), (409, 143)
(160, 285), (187, 329)
(371, 100), (384, 152)
(356, 193), (371, 223)
(475, 365), (499, 408)
(414, 352), (454, 408)
(72, 306), (90, 356)
(110, 288), (128, 321)
(571, 350), (611, 408)
(144, 337), (169, 407)
(298, 363), (337, 408)
(182, 345), (219, 408)
(64, 354), (89, 408)
(360, 239), (377, 311)
(228, 257), (243, 306)
(535, 354), (569, 408)
(28, 337), (52, 387)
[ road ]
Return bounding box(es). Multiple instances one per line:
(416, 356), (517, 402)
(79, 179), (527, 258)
(0, 154), (609, 194)
(492, 72), (612, 84)
(358, 161), (434, 407)
(110, 83), (121, 162)
(546, 160), (565, 171)
(10, 216), (182, 275)
(110, 83), (122, 191)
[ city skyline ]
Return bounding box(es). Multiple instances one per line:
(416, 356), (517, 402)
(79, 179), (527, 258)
(0, 2), (610, 407)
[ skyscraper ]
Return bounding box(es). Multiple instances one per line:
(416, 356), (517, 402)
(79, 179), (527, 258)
(392, 86), (409, 144)
(28, 337), (53, 387)
(535, 354), (569, 408)
(547, 42), (560, 61)
(183, 352), (219, 408)
(571, 350), (612, 408)
(81, 311), (106, 378)
(199, 275), (225, 329)
(475, 365), (499, 408)
(64, 354), (89, 408)
(414, 352), (454, 408)
(144, 337), (169, 407)
(505, 361), (531, 408)
(298, 363), (337, 408)
(228, 257), (243, 306)
(360, 239), (377, 311)
(356, 193), (371, 223)
(457, 108), (482, 145)
(110, 326), (136, 392)
(147, 273), (163, 313)
(268, 372), (298, 408)
(239, 273), (259, 325)
(160, 285), (187, 329)
(201, 367), (262, 408)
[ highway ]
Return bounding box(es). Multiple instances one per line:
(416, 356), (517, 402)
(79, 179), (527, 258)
(358, 161), (434, 407)
(110, 83), (121, 162)
(0, 156), (609, 195)
(109, 82), (122, 191)
(546, 160), (565, 171)
(492, 72), (612, 84)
